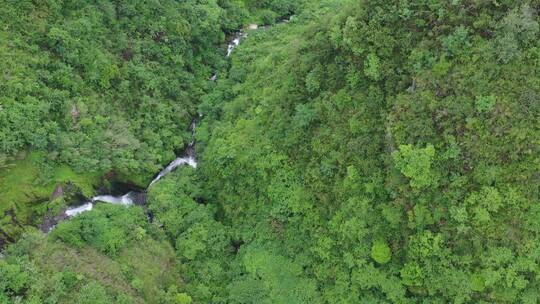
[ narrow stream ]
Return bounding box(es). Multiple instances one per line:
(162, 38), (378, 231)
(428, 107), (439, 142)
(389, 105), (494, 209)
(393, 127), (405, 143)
(61, 25), (253, 220)
(56, 16), (293, 227)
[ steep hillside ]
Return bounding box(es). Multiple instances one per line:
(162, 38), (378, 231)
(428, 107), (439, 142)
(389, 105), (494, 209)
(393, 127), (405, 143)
(192, 1), (540, 302)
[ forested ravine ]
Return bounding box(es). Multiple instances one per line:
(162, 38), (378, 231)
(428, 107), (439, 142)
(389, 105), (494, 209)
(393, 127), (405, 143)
(39, 21), (280, 233)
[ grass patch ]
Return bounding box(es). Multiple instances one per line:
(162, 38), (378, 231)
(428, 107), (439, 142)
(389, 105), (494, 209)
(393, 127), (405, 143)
(0, 152), (101, 241)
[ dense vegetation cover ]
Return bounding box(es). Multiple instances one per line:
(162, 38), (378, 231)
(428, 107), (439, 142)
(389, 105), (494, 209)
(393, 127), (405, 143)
(1, 0), (540, 303)
(0, 0), (301, 245)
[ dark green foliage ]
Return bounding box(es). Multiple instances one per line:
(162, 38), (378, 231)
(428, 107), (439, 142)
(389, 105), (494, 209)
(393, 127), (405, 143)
(0, 0), (297, 179)
(147, 168), (232, 302)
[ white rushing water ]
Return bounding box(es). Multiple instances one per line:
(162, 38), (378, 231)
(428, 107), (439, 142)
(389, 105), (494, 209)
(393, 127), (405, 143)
(65, 203), (93, 217)
(226, 37), (242, 57)
(148, 156), (197, 188)
(64, 193), (134, 218)
(93, 192), (135, 206)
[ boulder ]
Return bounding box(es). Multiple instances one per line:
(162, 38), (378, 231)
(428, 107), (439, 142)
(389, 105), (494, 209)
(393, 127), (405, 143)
(51, 184), (63, 200)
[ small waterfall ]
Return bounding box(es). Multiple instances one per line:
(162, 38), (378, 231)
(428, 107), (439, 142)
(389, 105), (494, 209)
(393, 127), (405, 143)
(92, 192), (134, 206)
(148, 156), (197, 188)
(147, 118), (198, 188)
(65, 203), (93, 217)
(64, 193), (131, 218)
(227, 36), (243, 57)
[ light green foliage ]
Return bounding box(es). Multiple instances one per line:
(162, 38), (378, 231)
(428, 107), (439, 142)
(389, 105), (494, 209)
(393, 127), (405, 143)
(51, 204), (148, 256)
(364, 53), (381, 81)
(470, 274), (486, 292)
(475, 95), (497, 113)
(371, 240), (392, 264)
(228, 248), (320, 304)
(75, 282), (112, 304)
(400, 262), (424, 287)
(173, 293), (192, 304)
(0, 226), (181, 303)
(0, 152), (100, 243)
(392, 144), (437, 189)
(407, 231), (444, 259)
(432, 56), (451, 77)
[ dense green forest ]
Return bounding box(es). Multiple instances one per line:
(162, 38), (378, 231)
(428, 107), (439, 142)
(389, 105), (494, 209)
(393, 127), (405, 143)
(0, 0), (302, 244)
(1, 0), (540, 303)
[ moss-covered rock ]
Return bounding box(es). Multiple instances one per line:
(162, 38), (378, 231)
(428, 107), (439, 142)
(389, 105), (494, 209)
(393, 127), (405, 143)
(0, 152), (100, 247)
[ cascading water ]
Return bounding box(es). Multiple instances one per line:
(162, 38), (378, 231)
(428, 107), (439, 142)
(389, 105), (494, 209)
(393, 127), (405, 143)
(226, 35), (244, 57)
(65, 203), (93, 217)
(92, 192), (135, 206)
(148, 157), (197, 188)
